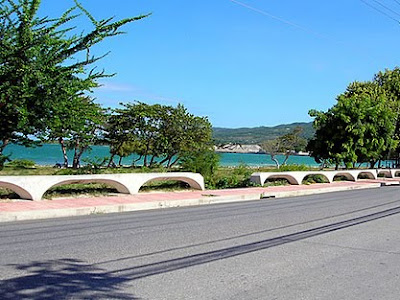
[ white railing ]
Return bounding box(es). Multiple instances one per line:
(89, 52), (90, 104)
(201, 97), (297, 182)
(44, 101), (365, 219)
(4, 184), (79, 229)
(0, 172), (205, 201)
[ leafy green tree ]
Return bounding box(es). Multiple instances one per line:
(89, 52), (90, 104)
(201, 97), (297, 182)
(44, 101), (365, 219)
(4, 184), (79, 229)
(260, 127), (307, 168)
(374, 68), (400, 164)
(260, 139), (282, 168)
(0, 0), (148, 166)
(66, 100), (105, 169)
(104, 102), (213, 168)
(308, 81), (397, 169)
(279, 126), (307, 166)
(180, 149), (220, 181)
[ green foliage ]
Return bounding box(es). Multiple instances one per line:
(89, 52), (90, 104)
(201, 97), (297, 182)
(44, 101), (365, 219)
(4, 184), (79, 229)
(0, 154), (11, 170)
(302, 174), (329, 184)
(213, 122), (314, 145)
(260, 127), (308, 168)
(275, 164), (311, 172)
(104, 102), (214, 168)
(204, 165), (259, 189)
(263, 179), (290, 187)
(207, 174), (257, 190)
(0, 0), (148, 161)
(6, 159), (35, 168)
(44, 183), (118, 199)
(232, 163), (253, 177)
(308, 80), (397, 169)
(180, 149), (220, 180)
(81, 156), (109, 174)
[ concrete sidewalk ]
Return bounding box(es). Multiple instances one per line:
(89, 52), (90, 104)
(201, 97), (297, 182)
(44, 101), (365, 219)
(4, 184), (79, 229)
(0, 180), (390, 223)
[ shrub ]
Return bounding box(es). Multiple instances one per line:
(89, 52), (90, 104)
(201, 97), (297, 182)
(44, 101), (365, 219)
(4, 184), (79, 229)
(278, 164), (310, 172)
(232, 163), (253, 177)
(180, 149), (220, 180)
(264, 179), (290, 186)
(6, 159), (36, 169)
(302, 174), (329, 184)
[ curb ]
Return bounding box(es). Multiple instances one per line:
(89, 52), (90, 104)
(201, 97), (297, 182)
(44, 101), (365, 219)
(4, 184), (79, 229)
(0, 182), (382, 223)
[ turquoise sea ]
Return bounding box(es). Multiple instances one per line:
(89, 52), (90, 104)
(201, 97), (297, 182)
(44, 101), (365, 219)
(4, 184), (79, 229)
(3, 144), (320, 167)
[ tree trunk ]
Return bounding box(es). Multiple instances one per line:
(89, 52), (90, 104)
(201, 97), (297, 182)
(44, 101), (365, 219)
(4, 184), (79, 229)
(149, 155), (156, 167)
(167, 156), (173, 168)
(118, 156), (123, 167)
(169, 156), (180, 168)
(369, 160), (376, 169)
(0, 139), (10, 168)
(159, 155), (172, 166)
(72, 140), (86, 169)
(281, 154), (290, 166)
(132, 155), (142, 167)
(108, 153), (116, 168)
(58, 137), (69, 167)
(270, 154), (280, 169)
(0, 138), (9, 156)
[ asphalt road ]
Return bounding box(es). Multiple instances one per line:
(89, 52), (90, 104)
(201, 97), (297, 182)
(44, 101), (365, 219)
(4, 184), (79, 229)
(1, 187), (400, 299)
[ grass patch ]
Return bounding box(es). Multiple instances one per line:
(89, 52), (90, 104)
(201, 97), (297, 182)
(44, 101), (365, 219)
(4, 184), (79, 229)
(264, 179), (290, 186)
(44, 183), (119, 199)
(302, 174), (329, 184)
(333, 175), (352, 182)
(140, 180), (191, 192)
(0, 187), (19, 200)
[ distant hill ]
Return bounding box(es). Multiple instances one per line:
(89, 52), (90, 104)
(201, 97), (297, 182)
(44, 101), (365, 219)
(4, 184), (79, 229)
(213, 122), (314, 145)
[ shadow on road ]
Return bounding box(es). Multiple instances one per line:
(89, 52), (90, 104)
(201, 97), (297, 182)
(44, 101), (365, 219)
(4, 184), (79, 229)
(0, 259), (138, 299)
(2, 205), (400, 299)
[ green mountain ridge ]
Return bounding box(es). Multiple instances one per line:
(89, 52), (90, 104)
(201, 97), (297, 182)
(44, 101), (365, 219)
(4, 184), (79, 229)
(213, 122), (314, 145)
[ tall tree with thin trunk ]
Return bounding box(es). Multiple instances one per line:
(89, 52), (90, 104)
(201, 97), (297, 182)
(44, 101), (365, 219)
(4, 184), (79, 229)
(0, 0), (148, 166)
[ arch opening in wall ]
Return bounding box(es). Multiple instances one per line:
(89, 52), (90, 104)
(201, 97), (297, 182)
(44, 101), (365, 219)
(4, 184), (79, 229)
(302, 174), (330, 184)
(0, 181), (30, 200)
(264, 174), (299, 185)
(333, 173), (355, 182)
(378, 170), (392, 178)
(44, 179), (130, 199)
(139, 178), (200, 192)
(395, 171), (400, 177)
(357, 171), (376, 180)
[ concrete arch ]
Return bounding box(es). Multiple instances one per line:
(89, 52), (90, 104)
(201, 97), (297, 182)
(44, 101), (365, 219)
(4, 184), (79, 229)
(377, 170), (393, 178)
(333, 172), (356, 182)
(264, 174), (300, 185)
(394, 171), (400, 177)
(0, 172), (205, 201)
(139, 177), (204, 192)
(0, 181), (33, 200)
(44, 179), (131, 199)
(301, 173), (331, 183)
(357, 171), (376, 180)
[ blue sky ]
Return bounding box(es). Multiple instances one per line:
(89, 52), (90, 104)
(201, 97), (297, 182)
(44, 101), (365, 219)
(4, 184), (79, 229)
(38, 0), (400, 128)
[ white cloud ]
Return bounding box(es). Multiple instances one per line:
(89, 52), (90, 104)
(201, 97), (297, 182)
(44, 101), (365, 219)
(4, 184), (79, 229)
(99, 82), (138, 92)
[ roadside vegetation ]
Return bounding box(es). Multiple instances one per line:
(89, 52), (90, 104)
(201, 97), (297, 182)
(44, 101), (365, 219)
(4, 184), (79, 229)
(0, 161), (327, 200)
(2, 1), (399, 201)
(307, 70), (400, 169)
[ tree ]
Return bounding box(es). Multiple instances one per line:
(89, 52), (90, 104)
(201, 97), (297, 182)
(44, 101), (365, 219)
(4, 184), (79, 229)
(307, 81), (397, 169)
(104, 102), (213, 168)
(0, 0), (148, 166)
(260, 127), (307, 168)
(180, 149), (220, 180)
(66, 99), (105, 169)
(278, 126), (307, 166)
(374, 68), (400, 165)
(260, 139), (282, 168)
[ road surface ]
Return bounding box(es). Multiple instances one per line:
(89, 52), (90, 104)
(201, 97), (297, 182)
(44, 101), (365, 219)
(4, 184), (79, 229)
(1, 187), (400, 299)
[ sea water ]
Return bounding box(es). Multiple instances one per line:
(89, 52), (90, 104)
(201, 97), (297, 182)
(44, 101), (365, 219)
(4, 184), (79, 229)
(3, 144), (320, 167)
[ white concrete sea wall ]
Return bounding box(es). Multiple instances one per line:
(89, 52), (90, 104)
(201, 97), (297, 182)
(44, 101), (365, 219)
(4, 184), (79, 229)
(251, 169), (400, 185)
(0, 172), (205, 201)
